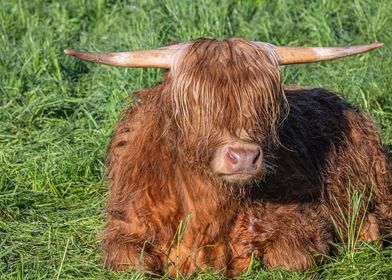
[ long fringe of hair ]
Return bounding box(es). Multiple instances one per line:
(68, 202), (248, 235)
(167, 38), (286, 151)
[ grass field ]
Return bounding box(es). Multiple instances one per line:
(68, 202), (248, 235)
(1, 0), (392, 279)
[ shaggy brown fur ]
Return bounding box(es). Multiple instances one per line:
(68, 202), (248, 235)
(101, 38), (392, 277)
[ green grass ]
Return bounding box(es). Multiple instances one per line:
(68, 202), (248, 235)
(1, 0), (392, 279)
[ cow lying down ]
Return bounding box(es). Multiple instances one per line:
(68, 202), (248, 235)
(65, 38), (392, 277)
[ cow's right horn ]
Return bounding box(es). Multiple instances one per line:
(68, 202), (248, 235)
(63, 44), (187, 69)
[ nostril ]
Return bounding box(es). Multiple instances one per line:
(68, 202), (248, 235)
(226, 147), (240, 165)
(252, 149), (261, 166)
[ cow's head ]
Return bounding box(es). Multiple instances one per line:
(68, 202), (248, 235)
(166, 38), (282, 185)
(64, 38), (382, 185)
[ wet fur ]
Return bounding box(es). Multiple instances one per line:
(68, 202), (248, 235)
(101, 38), (392, 276)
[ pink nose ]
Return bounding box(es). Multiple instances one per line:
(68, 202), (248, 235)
(223, 145), (262, 174)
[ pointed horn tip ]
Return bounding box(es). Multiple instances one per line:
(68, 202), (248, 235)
(371, 42), (384, 48)
(64, 49), (81, 56)
(64, 49), (73, 55)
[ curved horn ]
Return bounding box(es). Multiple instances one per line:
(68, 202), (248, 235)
(266, 42), (383, 65)
(63, 45), (186, 68)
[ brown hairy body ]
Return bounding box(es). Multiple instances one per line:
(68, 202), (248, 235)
(100, 39), (392, 276)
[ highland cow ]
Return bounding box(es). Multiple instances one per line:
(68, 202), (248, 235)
(65, 38), (392, 277)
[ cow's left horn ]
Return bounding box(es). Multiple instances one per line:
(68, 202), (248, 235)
(63, 45), (186, 68)
(264, 42), (383, 65)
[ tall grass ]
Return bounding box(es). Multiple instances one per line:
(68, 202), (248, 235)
(331, 187), (373, 262)
(1, 0), (392, 279)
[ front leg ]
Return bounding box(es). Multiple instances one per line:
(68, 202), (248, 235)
(258, 207), (332, 271)
(100, 219), (163, 274)
(232, 205), (332, 272)
(228, 216), (257, 276)
(261, 233), (320, 270)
